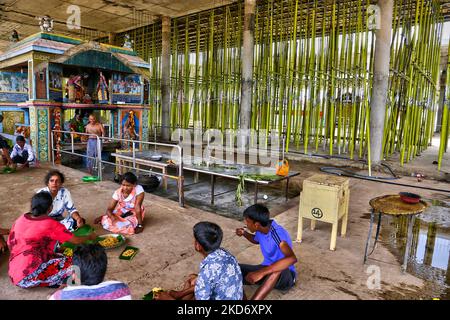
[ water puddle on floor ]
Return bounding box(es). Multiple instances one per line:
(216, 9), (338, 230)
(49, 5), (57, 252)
(382, 195), (450, 299)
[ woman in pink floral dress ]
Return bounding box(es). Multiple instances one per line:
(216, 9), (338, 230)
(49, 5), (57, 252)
(95, 172), (145, 235)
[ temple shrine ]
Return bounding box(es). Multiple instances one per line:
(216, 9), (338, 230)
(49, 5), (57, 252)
(0, 32), (151, 163)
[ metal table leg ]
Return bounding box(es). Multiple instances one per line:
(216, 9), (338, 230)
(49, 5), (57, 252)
(254, 182), (258, 204)
(368, 212), (383, 256)
(211, 175), (216, 205)
(402, 215), (415, 273)
(363, 209), (375, 264)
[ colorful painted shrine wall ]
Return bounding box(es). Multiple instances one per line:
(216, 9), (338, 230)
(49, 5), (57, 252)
(111, 73), (143, 104)
(49, 64), (63, 102)
(0, 71), (28, 102)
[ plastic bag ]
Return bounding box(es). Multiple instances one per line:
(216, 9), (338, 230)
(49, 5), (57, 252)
(276, 159), (289, 177)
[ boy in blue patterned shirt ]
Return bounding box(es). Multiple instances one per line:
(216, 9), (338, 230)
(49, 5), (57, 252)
(155, 221), (243, 300)
(236, 204), (298, 300)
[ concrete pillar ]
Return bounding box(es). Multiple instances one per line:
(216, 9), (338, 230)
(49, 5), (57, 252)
(369, 0), (393, 165)
(108, 32), (116, 46)
(239, 0), (256, 133)
(161, 16), (171, 141)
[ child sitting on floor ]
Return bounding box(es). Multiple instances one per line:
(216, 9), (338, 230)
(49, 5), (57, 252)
(94, 172), (145, 235)
(154, 221), (243, 300)
(49, 244), (132, 300)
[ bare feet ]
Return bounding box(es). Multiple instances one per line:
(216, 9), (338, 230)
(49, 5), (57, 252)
(134, 225), (144, 234)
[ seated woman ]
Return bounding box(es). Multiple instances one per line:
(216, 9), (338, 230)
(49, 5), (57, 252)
(37, 170), (85, 232)
(7, 192), (97, 288)
(94, 172), (145, 235)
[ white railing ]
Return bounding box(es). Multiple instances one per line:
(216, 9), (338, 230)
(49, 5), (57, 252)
(50, 130), (184, 207)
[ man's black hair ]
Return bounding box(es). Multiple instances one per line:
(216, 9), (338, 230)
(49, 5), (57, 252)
(193, 221), (223, 254)
(44, 169), (65, 185)
(15, 135), (25, 143)
(0, 114), (3, 122)
(73, 244), (108, 286)
(121, 172), (138, 184)
(243, 204), (271, 227)
(31, 191), (53, 217)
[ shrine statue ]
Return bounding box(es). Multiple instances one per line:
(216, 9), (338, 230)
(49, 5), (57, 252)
(97, 71), (109, 104)
(67, 74), (88, 103)
(69, 113), (82, 141)
(123, 111), (138, 140)
(122, 110), (139, 148)
(38, 15), (54, 33)
(15, 126), (30, 138)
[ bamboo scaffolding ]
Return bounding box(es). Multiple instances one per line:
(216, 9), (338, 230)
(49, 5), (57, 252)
(106, 0), (444, 166)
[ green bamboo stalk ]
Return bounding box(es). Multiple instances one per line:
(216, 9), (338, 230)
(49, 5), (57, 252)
(328, 0), (337, 155)
(183, 16), (190, 129)
(206, 11), (214, 129)
(438, 40), (450, 170)
(285, 0), (299, 152)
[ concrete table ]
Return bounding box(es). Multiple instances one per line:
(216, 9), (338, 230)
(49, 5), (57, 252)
(182, 163), (300, 205)
(112, 151), (300, 205)
(363, 194), (428, 272)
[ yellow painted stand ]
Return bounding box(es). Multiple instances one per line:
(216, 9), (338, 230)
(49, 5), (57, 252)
(297, 174), (350, 251)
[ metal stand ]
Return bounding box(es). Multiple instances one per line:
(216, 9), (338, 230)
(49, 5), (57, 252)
(363, 209), (383, 264)
(210, 175), (216, 205)
(363, 209), (416, 274)
(285, 177), (290, 201)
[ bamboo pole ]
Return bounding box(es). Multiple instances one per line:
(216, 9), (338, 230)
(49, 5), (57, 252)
(438, 40), (450, 170)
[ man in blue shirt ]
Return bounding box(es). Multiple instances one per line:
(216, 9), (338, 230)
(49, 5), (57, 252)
(155, 221), (243, 300)
(236, 204), (297, 300)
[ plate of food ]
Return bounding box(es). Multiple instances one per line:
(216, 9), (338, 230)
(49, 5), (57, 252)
(97, 234), (126, 249)
(119, 246), (139, 260)
(62, 247), (74, 257)
(73, 224), (95, 237)
(142, 287), (163, 300)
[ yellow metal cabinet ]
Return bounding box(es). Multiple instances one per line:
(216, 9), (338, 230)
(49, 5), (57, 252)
(296, 174), (350, 250)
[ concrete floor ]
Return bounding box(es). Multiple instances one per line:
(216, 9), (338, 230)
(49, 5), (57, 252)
(286, 135), (450, 182)
(0, 161), (448, 300)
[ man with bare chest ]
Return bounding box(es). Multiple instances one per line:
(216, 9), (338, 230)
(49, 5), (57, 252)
(85, 114), (104, 174)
